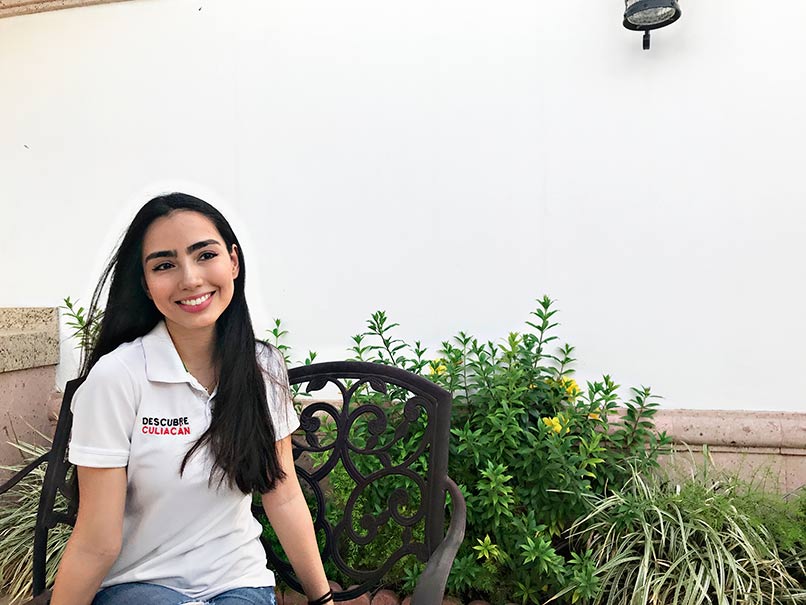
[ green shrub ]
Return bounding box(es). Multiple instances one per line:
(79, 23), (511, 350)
(272, 296), (673, 603)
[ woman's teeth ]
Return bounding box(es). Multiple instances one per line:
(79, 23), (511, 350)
(179, 293), (212, 306)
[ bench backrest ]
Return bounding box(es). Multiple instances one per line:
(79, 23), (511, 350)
(266, 361), (453, 601)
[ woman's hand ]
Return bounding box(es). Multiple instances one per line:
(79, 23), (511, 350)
(261, 436), (332, 604)
(50, 466), (127, 605)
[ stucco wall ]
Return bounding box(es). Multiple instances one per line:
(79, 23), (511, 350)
(1, 0), (804, 413)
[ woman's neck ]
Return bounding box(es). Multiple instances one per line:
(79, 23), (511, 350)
(164, 320), (216, 372)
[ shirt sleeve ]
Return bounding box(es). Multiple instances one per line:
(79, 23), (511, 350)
(257, 343), (300, 441)
(68, 353), (138, 468)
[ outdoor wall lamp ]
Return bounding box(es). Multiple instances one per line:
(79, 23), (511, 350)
(623, 0), (682, 50)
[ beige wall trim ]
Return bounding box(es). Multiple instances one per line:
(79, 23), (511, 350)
(654, 409), (806, 451)
(0, 0), (132, 19)
(297, 398), (805, 454)
(0, 307), (59, 372)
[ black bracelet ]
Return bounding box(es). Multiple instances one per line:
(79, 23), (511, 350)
(308, 589), (333, 605)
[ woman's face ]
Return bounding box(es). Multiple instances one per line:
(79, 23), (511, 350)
(141, 210), (240, 337)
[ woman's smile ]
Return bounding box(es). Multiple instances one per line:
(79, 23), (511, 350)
(176, 291), (215, 313)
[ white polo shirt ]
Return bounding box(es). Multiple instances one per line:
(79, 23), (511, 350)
(68, 320), (299, 600)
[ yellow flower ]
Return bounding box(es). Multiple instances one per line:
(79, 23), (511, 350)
(428, 359), (447, 375)
(543, 377), (581, 400)
(588, 411), (600, 421)
(560, 377), (580, 399)
(542, 415), (565, 434)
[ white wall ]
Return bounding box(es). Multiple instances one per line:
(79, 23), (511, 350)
(1, 0), (804, 411)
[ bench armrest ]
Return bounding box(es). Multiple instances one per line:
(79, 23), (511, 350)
(410, 477), (466, 605)
(0, 451), (49, 497)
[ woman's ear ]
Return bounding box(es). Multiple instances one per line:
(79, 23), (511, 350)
(230, 244), (240, 279)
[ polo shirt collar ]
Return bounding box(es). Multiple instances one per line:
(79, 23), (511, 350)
(141, 320), (191, 384)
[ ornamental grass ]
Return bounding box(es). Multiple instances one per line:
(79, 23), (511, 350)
(558, 461), (806, 605)
(0, 440), (71, 604)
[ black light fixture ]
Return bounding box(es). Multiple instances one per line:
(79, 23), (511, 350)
(623, 0), (682, 50)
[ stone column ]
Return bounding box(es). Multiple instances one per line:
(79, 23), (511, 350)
(0, 308), (59, 479)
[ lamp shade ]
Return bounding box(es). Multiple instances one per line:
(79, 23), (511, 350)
(623, 0), (681, 31)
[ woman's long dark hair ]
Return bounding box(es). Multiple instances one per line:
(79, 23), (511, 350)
(81, 193), (285, 494)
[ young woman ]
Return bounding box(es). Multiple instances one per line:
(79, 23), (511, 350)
(50, 193), (333, 605)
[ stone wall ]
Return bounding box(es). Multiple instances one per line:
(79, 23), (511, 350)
(655, 409), (806, 493)
(0, 307), (59, 479)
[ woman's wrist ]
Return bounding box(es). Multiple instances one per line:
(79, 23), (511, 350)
(307, 588), (334, 605)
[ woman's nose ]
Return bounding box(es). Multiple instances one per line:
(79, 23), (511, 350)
(179, 263), (204, 289)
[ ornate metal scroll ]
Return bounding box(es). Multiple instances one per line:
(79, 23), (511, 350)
(262, 362), (453, 600)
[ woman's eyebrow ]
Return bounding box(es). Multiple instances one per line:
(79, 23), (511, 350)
(144, 239), (222, 262)
(187, 239), (221, 253)
(144, 248), (178, 262)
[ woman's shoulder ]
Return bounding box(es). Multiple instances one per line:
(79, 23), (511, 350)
(94, 338), (144, 370)
(81, 338), (145, 391)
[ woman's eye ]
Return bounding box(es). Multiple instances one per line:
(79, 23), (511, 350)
(153, 262), (173, 272)
(200, 251), (218, 261)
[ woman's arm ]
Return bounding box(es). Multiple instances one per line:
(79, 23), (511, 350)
(50, 466), (127, 605)
(261, 436), (332, 605)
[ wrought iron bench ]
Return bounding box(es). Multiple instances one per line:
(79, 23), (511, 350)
(0, 361), (466, 605)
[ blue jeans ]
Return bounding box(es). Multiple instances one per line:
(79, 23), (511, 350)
(92, 582), (276, 605)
